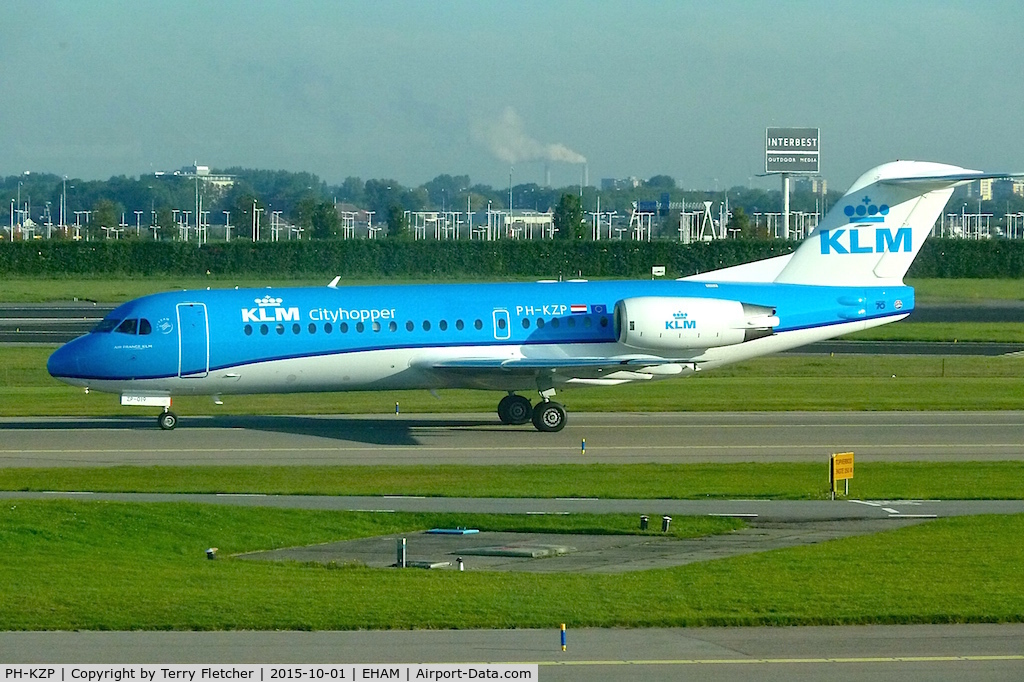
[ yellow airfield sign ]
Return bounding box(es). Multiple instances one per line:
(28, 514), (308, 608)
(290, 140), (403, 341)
(832, 452), (854, 480)
(830, 452), (854, 498)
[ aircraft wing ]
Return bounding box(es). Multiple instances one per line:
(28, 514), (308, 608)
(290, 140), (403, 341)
(417, 355), (698, 383)
(428, 356), (680, 370)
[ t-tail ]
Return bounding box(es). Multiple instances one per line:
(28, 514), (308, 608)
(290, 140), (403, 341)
(774, 161), (1023, 287)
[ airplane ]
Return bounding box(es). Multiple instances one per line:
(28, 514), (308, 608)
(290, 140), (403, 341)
(47, 161), (1023, 432)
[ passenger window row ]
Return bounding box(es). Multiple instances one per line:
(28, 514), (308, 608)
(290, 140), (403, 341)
(242, 315), (609, 337)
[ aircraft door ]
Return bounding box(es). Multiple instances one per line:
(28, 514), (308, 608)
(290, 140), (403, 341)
(492, 308), (511, 340)
(177, 302), (209, 378)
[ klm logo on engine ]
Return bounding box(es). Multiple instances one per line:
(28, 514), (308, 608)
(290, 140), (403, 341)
(665, 311), (697, 330)
(241, 295), (301, 323)
(820, 226), (913, 255)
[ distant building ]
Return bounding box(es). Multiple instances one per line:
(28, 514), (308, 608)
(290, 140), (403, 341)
(992, 178), (1024, 199)
(154, 163), (235, 189)
(793, 176), (827, 194)
(601, 177), (642, 191)
(967, 178), (993, 201)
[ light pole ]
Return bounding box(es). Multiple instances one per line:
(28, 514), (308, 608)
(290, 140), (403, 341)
(134, 211), (143, 237)
(223, 210), (232, 242)
(60, 176), (67, 231)
(254, 203), (265, 241)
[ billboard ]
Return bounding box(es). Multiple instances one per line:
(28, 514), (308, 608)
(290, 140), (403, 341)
(765, 127), (820, 173)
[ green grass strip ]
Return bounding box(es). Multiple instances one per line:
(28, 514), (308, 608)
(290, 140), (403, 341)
(3, 462), (1023, 500)
(2, 500), (1022, 630)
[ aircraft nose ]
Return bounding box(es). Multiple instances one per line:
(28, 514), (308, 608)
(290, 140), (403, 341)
(47, 341), (81, 379)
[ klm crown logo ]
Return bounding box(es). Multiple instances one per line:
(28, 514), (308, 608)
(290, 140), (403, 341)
(666, 311), (696, 330)
(243, 295), (300, 323)
(843, 196), (889, 224)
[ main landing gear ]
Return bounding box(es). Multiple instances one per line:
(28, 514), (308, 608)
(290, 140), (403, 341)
(497, 392), (567, 432)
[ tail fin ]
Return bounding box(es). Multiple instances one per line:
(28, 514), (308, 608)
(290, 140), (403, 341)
(774, 161), (1021, 287)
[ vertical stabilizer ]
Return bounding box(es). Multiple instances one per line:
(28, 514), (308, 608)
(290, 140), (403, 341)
(774, 161), (1000, 287)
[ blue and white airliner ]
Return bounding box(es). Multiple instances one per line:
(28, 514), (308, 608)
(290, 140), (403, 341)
(47, 161), (1022, 431)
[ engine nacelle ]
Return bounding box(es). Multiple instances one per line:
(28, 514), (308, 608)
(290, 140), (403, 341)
(615, 297), (779, 351)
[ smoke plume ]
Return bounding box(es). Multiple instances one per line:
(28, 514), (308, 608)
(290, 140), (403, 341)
(472, 107), (586, 165)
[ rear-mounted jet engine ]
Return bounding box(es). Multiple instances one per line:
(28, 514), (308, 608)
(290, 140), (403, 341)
(615, 297), (779, 351)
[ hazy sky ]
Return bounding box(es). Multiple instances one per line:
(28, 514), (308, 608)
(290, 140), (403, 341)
(2, 1), (1022, 191)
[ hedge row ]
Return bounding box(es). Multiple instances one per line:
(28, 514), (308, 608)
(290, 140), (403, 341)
(0, 238), (1020, 279)
(0, 239), (796, 279)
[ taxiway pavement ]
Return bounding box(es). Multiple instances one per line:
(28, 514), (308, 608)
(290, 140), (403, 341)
(3, 625), (1023, 681)
(3, 411), (1024, 467)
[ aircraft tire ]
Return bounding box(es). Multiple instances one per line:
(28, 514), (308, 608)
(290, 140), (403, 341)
(158, 411), (178, 430)
(506, 395), (533, 425)
(498, 395), (533, 425)
(497, 396), (513, 424)
(532, 401), (566, 432)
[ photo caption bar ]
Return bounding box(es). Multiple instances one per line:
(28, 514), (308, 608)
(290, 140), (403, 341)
(1, 666), (537, 682)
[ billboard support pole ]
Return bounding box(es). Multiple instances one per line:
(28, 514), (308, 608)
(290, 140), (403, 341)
(782, 173), (791, 240)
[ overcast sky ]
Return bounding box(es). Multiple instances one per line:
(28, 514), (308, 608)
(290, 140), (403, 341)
(2, 1), (1022, 191)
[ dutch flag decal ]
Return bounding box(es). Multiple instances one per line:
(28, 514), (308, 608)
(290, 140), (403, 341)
(570, 304), (588, 314)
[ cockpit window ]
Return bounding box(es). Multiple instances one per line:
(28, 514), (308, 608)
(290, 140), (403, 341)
(115, 318), (138, 335)
(93, 318), (121, 333)
(139, 319), (152, 335)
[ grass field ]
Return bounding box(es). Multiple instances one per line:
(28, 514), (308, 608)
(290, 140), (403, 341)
(4, 346), (1024, 416)
(845, 322), (1024, 343)
(3, 461), (1024, 500)
(2, 500), (1022, 630)
(1, 276), (1022, 304)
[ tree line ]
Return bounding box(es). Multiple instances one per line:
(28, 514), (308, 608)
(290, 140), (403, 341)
(2, 168), (844, 241)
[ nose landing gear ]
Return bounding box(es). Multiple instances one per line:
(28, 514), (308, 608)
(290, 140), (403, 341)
(158, 409), (178, 430)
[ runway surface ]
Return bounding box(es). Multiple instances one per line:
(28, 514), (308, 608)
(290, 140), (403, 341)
(3, 411), (1024, 467)
(3, 625), (1023, 681)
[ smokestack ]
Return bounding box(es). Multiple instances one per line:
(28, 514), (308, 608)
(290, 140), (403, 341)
(545, 163), (551, 188)
(583, 163), (589, 188)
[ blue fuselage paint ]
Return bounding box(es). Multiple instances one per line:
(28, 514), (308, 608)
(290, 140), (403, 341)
(47, 279), (914, 384)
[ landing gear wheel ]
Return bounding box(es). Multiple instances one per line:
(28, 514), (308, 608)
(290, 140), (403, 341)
(506, 395), (532, 424)
(158, 411), (178, 430)
(497, 394), (533, 425)
(532, 401), (566, 432)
